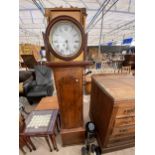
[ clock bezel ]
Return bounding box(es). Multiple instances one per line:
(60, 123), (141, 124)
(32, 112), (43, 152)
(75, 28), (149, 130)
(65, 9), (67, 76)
(45, 16), (85, 61)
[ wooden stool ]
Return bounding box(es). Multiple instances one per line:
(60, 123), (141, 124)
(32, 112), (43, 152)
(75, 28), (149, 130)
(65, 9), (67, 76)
(121, 65), (131, 74)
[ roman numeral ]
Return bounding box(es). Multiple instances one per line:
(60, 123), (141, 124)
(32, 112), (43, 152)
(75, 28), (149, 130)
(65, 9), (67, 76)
(75, 40), (79, 43)
(53, 40), (58, 43)
(64, 26), (68, 31)
(60, 49), (64, 53)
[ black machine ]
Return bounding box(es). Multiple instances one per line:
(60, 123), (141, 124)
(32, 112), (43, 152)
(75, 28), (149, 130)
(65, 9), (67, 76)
(81, 122), (101, 155)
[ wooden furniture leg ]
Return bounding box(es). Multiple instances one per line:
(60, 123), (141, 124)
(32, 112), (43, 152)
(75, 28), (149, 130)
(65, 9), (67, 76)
(22, 107), (30, 115)
(57, 113), (61, 131)
(56, 116), (60, 133)
(50, 134), (59, 151)
(19, 144), (26, 154)
(20, 136), (32, 152)
(23, 139), (32, 152)
(45, 136), (52, 152)
(26, 137), (36, 150)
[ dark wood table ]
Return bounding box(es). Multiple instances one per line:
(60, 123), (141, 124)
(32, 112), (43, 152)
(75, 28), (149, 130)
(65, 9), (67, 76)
(24, 109), (59, 152)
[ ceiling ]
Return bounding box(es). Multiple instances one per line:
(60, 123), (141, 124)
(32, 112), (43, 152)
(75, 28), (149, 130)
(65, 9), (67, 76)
(19, 0), (135, 46)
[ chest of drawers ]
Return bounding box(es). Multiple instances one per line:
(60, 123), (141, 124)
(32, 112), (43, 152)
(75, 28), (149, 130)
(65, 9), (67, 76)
(89, 74), (135, 153)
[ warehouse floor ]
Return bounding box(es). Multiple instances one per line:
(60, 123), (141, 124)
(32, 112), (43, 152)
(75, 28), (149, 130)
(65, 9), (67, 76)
(19, 95), (134, 155)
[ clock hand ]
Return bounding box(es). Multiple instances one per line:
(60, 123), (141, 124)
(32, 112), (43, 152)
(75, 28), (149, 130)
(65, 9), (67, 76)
(65, 40), (69, 51)
(66, 40), (72, 54)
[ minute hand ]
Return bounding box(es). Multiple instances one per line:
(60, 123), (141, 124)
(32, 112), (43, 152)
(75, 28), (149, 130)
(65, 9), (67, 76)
(66, 40), (72, 54)
(68, 42), (72, 54)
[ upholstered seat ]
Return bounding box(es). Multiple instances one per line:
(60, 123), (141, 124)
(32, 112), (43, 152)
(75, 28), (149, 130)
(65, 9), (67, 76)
(24, 65), (54, 104)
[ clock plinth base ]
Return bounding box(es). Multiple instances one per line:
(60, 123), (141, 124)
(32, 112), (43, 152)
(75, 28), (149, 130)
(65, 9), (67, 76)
(61, 127), (85, 146)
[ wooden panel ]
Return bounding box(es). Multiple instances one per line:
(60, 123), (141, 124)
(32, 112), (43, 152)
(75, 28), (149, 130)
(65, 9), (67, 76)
(45, 8), (86, 27)
(93, 74), (135, 101)
(116, 106), (135, 117)
(90, 78), (115, 146)
(114, 116), (135, 127)
(107, 138), (134, 147)
(47, 52), (84, 62)
(54, 67), (83, 129)
(50, 11), (81, 23)
(111, 126), (135, 136)
(102, 142), (134, 153)
(59, 76), (82, 128)
(109, 133), (135, 141)
(46, 61), (92, 68)
(61, 127), (85, 146)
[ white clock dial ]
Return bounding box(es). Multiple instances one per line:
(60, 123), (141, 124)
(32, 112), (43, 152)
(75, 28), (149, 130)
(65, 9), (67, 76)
(49, 20), (82, 57)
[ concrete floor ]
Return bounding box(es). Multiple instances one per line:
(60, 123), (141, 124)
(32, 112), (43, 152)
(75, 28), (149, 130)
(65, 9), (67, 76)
(19, 95), (134, 155)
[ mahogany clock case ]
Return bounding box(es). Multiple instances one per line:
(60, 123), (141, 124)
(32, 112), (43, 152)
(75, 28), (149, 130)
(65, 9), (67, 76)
(44, 8), (90, 146)
(44, 15), (85, 61)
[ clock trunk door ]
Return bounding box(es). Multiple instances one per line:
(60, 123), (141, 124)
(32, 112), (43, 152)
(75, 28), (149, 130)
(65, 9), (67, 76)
(54, 67), (83, 129)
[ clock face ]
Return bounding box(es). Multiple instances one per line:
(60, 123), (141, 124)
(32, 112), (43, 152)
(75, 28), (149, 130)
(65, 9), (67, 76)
(49, 20), (82, 58)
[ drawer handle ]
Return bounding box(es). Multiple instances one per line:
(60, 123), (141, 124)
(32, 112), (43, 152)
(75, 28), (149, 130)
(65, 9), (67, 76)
(123, 108), (135, 114)
(119, 129), (128, 133)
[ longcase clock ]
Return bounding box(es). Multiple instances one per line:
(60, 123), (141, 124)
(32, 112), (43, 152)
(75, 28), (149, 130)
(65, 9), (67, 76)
(44, 8), (91, 146)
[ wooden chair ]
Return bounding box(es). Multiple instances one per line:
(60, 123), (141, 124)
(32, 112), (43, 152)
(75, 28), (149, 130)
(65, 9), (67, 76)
(121, 66), (131, 74)
(114, 66), (131, 74)
(19, 113), (36, 154)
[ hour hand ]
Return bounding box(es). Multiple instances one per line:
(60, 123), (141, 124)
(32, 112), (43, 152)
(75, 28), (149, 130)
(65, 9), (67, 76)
(65, 40), (69, 50)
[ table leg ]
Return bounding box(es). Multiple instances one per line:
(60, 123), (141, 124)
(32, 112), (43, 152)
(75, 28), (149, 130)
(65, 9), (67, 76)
(58, 113), (61, 128)
(24, 140), (32, 152)
(19, 144), (26, 154)
(56, 115), (60, 133)
(22, 107), (30, 115)
(45, 136), (52, 152)
(50, 134), (59, 151)
(26, 137), (36, 150)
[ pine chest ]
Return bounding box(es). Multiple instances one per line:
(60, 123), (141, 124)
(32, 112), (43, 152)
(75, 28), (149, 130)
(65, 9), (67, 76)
(89, 74), (135, 153)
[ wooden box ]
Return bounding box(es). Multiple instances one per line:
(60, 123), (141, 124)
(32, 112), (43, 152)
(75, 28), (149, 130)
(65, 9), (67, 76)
(89, 74), (135, 153)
